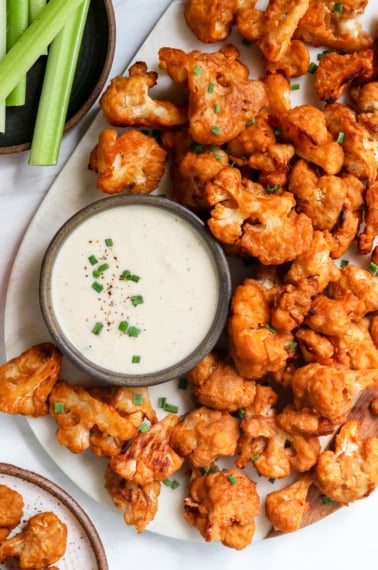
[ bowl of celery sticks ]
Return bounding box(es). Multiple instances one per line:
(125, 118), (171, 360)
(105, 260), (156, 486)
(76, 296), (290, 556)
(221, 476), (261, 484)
(0, 0), (115, 164)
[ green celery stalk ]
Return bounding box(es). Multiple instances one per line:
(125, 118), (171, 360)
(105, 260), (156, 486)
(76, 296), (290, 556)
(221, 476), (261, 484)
(0, 0), (6, 132)
(29, 0), (46, 22)
(6, 0), (29, 106)
(0, 0), (85, 102)
(29, 0), (91, 165)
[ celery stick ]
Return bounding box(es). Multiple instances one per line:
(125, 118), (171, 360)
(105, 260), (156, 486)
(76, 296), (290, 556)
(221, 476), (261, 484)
(0, 0), (85, 102)
(0, 0), (6, 132)
(29, 0), (46, 22)
(6, 0), (29, 106)
(29, 0), (90, 166)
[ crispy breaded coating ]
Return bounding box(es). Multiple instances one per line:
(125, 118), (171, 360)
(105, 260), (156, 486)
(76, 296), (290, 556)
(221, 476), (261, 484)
(329, 319), (378, 370)
(184, 467), (260, 549)
(184, 0), (236, 42)
(270, 277), (319, 333)
(187, 352), (257, 411)
(263, 73), (292, 114)
(88, 128), (167, 195)
(0, 512), (67, 569)
(100, 62), (188, 128)
(170, 406), (240, 468)
(314, 419), (378, 504)
(314, 49), (374, 103)
(265, 474), (312, 532)
(205, 167), (313, 265)
(294, 0), (373, 52)
(329, 264), (378, 313)
(88, 385), (157, 427)
(262, 39), (310, 77)
(0, 343), (62, 417)
(235, 2), (264, 43)
(0, 486), (24, 541)
(350, 81), (378, 112)
(295, 328), (335, 366)
(291, 363), (378, 421)
(276, 405), (335, 436)
(49, 381), (138, 456)
(359, 181), (378, 255)
(104, 465), (160, 533)
(109, 414), (184, 485)
(227, 278), (294, 379)
(159, 45), (267, 145)
(304, 292), (366, 336)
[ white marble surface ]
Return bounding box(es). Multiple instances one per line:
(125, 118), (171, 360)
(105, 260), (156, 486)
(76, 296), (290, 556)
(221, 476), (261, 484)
(1, 1), (377, 568)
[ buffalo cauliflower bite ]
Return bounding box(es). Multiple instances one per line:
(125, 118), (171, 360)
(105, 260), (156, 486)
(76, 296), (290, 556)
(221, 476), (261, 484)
(88, 385), (157, 427)
(88, 128), (167, 195)
(187, 352), (257, 411)
(350, 81), (378, 113)
(295, 328), (335, 366)
(205, 167), (313, 265)
(328, 264), (378, 314)
(314, 419), (378, 504)
(0, 486), (24, 540)
(314, 49), (374, 103)
(265, 474), (312, 533)
(0, 343), (62, 417)
(270, 277), (319, 333)
(184, 467), (261, 549)
(104, 465), (160, 533)
(159, 45), (268, 145)
(359, 180), (378, 255)
(99, 62), (187, 128)
(262, 39), (310, 77)
(235, 1), (264, 43)
(263, 73), (292, 114)
(304, 292), (366, 337)
(49, 381), (138, 456)
(328, 319), (378, 370)
(170, 406), (240, 468)
(291, 363), (378, 421)
(184, 0), (236, 43)
(0, 512), (67, 569)
(109, 414), (184, 485)
(227, 278), (294, 379)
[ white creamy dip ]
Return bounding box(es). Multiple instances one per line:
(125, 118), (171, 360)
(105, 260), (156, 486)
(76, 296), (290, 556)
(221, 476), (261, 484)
(51, 203), (220, 375)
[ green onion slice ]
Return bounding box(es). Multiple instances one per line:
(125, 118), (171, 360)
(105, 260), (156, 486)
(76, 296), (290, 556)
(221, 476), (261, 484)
(91, 281), (103, 293)
(132, 355), (141, 364)
(227, 473), (238, 485)
(91, 322), (104, 335)
(133, 393), (144, 405)
(128, 326), (141, 337)
(54, 402), (65, 413)
(130, 295), (144, 306)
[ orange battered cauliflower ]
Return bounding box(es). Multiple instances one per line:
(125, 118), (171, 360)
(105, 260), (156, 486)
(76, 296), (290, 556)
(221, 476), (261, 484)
(0, 486), (24, 541)
(88, 128), (167, 195)
(184, 0), (236, 43)
(265, 474), (312, 533)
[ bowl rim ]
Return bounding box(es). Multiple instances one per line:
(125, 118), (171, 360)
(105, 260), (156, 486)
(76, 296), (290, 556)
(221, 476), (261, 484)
(0, 0), (116, 155)
(39, 194), (232, 387)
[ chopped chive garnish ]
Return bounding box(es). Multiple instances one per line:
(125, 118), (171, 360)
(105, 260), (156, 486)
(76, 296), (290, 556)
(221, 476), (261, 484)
(132, 355), (141, 363)
(164, 402), (179, 413)
(210, 144), (218, 151)
(215, 154), (223, 160)
(122, 270), (131, 280)
(237, 408), (246, 418)
(92, 269), (100, 278)
(158, 396), (167, 408)
(130, 274), (140, 283)
(130, 295), (144, 306)
(118, 321), (129, 333)
(336, 131), (345, 143)
(105, 238), (113, 246)
(133, 393), (144, 405)
(211, 125), (221, 134)
(92, 322), (104, 335)
(273, 127), (282, 136)
(193, 65), (202, 75)
(333, 2), (343, 11)
(190, 142), (204, 152)
(308, 62), (318, 74)
(208, 82), (215, 93)
(98, 263), (109, 273)
(91, 281), (103, 293)
(199, 467), (207, 476)
(128, 326), (141, 337)
(340, 259), (349, 268)
(287, 341), (298, 350)
(368, 262), (378, 276)
(214, 103), (220, 114)
(138, 422), (150, 433)
(228, 473), (238, 485)
(178, 377), (188, 390)
(54, 402), (65, 413)
(162, 478), (180, 489)
(251, 454), (261, 462)
(290, 83), (300, 91)
(269, 477), (276, 484)
(266, 323), (276, 334)
(88, 255), (98, 265)
(317, 49), (332, 60)
(321, 495), (333, 505)
(241, 154), (248, 161)
(266, 183), (280, 194)
(246, 118), (256, 127)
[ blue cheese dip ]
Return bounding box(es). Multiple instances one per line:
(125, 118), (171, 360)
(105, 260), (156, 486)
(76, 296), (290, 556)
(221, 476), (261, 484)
(50, 203), (220, 375)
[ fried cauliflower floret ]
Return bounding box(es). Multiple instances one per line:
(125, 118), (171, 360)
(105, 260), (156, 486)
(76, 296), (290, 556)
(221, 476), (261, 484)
(314, 49), (374, 103)
(263, 73), (292, 114)
(304, 292), (366, 337)
(291, 363), (378, 421)
(170, 406), (240, 468)
(295, 327), (335, 365)
(294, 0), (373, 52)
(0, 512), (67, 569)
(88, 128), (167, 195)
(0, 343), (62, 417)
(205, 167), (313, 265)
(109, 414), (184, 486)
(270, 277), (319, 333)
(184, 467), (260, 549)
(329, 264), (378, 314)
(314, 419), (378, 504)
(359, 181), (378, 255)
(187, 352), (257, 411)
(262, 39), (310, 77)
(324, 102), (377, 183)
(330, 319), (378, 370)
(49, 381), (138, 456)
(88, 385), (157, 427)
(265, 474), (313, 533)
(350, 81), (378, 112)
(0, 486), (24, 541)
(235, 1), (264, 43)
(256, 0), (310, 63)
(159, 45), (268, 145)
(99, 62), (187, 128)
(227, 279), (294, 379)
(276, 404), (336, 436)
(279, 104), (344, 175)
(104, 465), (160, 533)
(184, 0), (236, 42)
